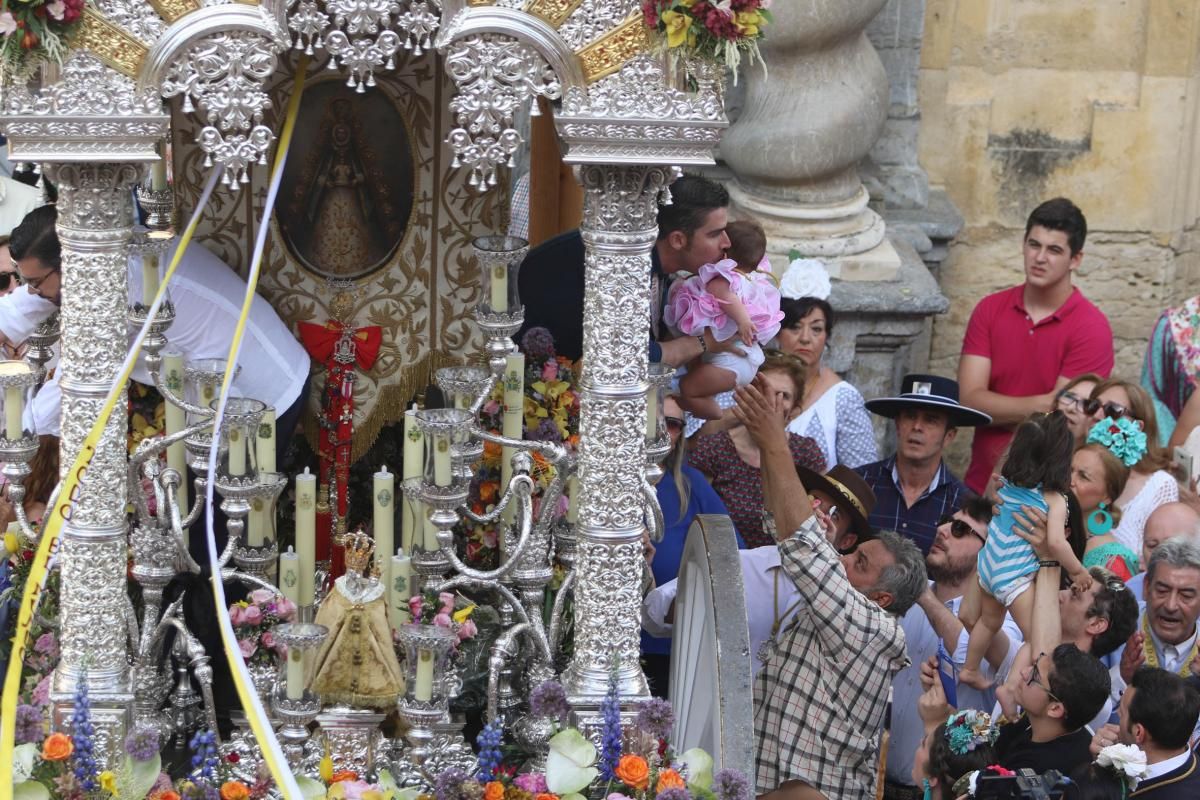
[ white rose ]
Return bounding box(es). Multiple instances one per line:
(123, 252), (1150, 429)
(778, 258), (831, 301)
(1096, 743), (1149, 786)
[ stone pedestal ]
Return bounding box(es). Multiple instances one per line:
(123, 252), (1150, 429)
(722, 0), (898, 280)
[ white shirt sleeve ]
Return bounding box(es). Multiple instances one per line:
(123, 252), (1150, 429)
(642, 578), (679, 639)
(0, 287), (56, 343)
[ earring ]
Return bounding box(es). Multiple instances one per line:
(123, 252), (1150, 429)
(1087, 502), (1113, 536)
(922, 778), (932, 800)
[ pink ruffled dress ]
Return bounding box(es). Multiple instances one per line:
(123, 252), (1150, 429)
(664, 259), (783, 344)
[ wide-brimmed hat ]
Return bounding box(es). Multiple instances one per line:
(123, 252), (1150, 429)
(865, 373), (992, 428)
(794, 463), (877, 540)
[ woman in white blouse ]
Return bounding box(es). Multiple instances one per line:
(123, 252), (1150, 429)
(1087, 378), (1182, 555)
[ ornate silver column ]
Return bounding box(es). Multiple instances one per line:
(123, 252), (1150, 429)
(2, 54), (169, 765)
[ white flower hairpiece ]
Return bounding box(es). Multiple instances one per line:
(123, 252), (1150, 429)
(778, 257), (831, 301)
(1096, 743), (1148, 791)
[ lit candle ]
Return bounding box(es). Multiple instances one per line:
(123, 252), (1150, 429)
(490, 263), (508, 312)
(401, 405), (422, 554)
(163, 351), (188, 516)
(227, 427), (246, 476)
(413, 646), (435, 703)
(645, 386), (659, 440)
(247, 497), (265, 547)
(374, 465), (395, 588)
(501, 353), (524, 488)
(432, 433), (451, 487)
(295, 467), (316, 606)
(566, 475), (579, 524)
(257, 407), (276, 474)
(0, 361), (29, 440)
(142, 252), (160, 307)
(388, 550), (412, 627)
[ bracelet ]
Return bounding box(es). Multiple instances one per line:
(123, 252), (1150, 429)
(696, 334), (707, 354)
(1038, 560), (1060, 569)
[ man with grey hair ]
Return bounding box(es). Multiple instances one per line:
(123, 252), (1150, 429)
(1112, 535), (1200, 699)
(734, 376), (927, 800)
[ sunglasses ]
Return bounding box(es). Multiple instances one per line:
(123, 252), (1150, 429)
(664, 416), (684, 433)
(0, 272), (15, 290)
(1083, 398), (1133, 420)
(937, 513), (986, 544)
(1026, 652), (1061, 704)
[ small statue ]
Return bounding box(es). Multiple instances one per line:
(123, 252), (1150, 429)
(307, 531), (404, 709)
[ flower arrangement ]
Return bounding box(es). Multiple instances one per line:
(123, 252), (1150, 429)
(228, 588), (297, 666)
(642, 0), (771, 82)
(944, 710), (998, 757)
(295, 751), (416, 800)
(0, 0), (85, 77)
(433, 677), (751, 800)
(1087, 416), (1148, 468)
(406, 590), (479, 645)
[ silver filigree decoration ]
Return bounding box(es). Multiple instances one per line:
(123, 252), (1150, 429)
(288, 0), (332, 54)
(444, 33), (560, 190)
(558, 0), (639, 50)
(323, 0), (402, 91)
(160, 28), (287, 188)
(4, 53), (162, 116)
(396, 0), (439, 55)
(91, 0), (166, 46)
(561, 54), (722, 122)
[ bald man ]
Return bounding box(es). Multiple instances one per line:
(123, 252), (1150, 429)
(1127, 502), (1200, 601)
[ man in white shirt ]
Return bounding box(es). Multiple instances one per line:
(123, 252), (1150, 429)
(1128, 503), (1200, 602)
(0, 175), (41, 238)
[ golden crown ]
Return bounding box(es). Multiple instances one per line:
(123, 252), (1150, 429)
(343, 530), (375, 576)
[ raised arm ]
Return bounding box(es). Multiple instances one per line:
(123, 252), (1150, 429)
(958, 354), (1062, 427)
(732, 377), (814, 538)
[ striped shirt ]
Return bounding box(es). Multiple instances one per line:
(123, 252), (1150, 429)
(977, 481), (1045, 599)
(754, 516), (909, 798)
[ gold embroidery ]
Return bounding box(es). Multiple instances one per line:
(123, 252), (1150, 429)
(75, 8), (149, 78)
(145, 0), (200, 24)
(576, 14), (653, 83)
(525, 0), (585, 28)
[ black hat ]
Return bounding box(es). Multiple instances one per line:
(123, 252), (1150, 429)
(864, 374), (992, 428)
(794, 463), (877, 540)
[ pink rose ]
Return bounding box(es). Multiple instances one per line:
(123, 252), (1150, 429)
(228, 604), (244, 626)
(275, 597), (296, 621)
(438, 592), (455, 613)
(457, 619), (477, 641)
(249, 588), (274, 605)
(541, 362), (557, 381)
(238, 638), (257, 658)
(483, 399), (501, 415)
(261, 631), (274, 650)
(433, 612), (452, 628)
(408, 596), (424, 619)
(242, 605), (262, 626)
(340, 780), (375, 800)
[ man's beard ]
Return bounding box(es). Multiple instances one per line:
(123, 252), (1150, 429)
(927, 556), (975, 586)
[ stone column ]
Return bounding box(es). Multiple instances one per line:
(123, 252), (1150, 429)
(563, 163), (672, 704)
(46, 163), (142, 762)
(722, 0), (899, 279)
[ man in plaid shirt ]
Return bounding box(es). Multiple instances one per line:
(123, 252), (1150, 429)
(733, 379), (928, 800)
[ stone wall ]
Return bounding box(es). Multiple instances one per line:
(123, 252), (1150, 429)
(917, 0), (1200, 471)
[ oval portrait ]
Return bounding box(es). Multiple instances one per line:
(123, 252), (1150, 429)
(277, 80), (414, 280)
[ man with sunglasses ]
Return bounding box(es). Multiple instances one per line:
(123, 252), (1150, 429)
(958, 198), (1114, 494)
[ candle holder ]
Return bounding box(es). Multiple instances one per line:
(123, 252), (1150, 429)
(211, 396), (268, 484)
(645, 362), (675, 446)
(137, 164), (175, 232)
(128, 227), (177, 313)
(472, 234), (528, 375)
(234, 471), (288, 577)
(0, 360), (37, 445)
(23, 311), (59, 388)
(184, 358), (240, 425)
(435, 366), (490, 473)
(271, 621), (328, 769)
(416, 408), (472, 529)
(396, 622), (459, 771)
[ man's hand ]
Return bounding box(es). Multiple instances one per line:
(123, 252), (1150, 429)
(1090, 723), (1121, 757)
(1120, 631), (1146, 684)
(1011, 505), (1052, 559)
(917, 657), (953, 728)
(732, 377), (787, 452)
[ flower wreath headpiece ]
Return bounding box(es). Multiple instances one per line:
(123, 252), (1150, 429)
(778, 251), (831, 301)
(944, 710), (999, 756)
(1095, 743), (1149, 795)
(1087, 416), (1149, 468)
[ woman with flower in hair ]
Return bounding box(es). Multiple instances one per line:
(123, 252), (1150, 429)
(1072, 420), (1144, 580)
(1085, 379), (1181, 554)
(911, 710), (999, 800)
(774, 256), (878, 469)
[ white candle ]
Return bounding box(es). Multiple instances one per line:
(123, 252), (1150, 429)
(286, 643), (305, 701)
(227, 427), (246, 476)
(374, 465), (395, 591)
(0, 362), (29, 440)
(163, 351), (188, 516)
(413, 646), (435, 702)
(279, 547), (300, 603)
(433, 433), (451, 487)
(501, 353), (524, 488)
(566, 476), (579, 524)
(401, 405), (422, 554)
(422, 504), (440, 552)
(247, 497), (265, 547)
(490, 263), (508, 312)
(141, 252), (160, 307)
(295, 468), (316, 606)
(151, 152), (168, 192)
(257, 407), (276, 474)
(645, 387), (659, 440)
(388, 551), (412, 628)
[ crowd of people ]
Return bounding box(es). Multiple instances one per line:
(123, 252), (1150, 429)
(528, 178), (1200, 800)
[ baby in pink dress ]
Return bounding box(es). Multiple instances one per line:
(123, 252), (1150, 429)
(664, 219), (783, 419)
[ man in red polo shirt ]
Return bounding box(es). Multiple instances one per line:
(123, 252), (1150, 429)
(958, 198), (1113, 494)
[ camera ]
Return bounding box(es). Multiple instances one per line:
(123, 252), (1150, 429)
(973, 769), (1068, 800)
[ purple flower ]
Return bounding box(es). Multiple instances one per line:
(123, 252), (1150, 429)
(514, 774), (548, 794)
(433, 767), (470, 800)
(475, 720), (505, 780)
(713, 769), (751, 800)
(33, 632), (58, 657)
(598, 676), (622, 782)
(521, 327), (557, 359)
(634, 698), (674, 739)
(31, 674), (51, 706)
(70, 677), (98, 791)
(124, 725), (160, 760)
(527, 419), (562, 443)
(14, 703), (42, 744)
(657, 790), (691, 800)
(529, 681), (571, 721)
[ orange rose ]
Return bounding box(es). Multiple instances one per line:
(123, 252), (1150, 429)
(535, 794), (559, 800)
(331, 771), (359, 783)
(656, 769), (686, 793)
(220, 782), (251, 800)
(484, 781), (505, 800)
(615, 754), (650, 790)
(151, 792), (182, 800)
(42, 732), (73, 761)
